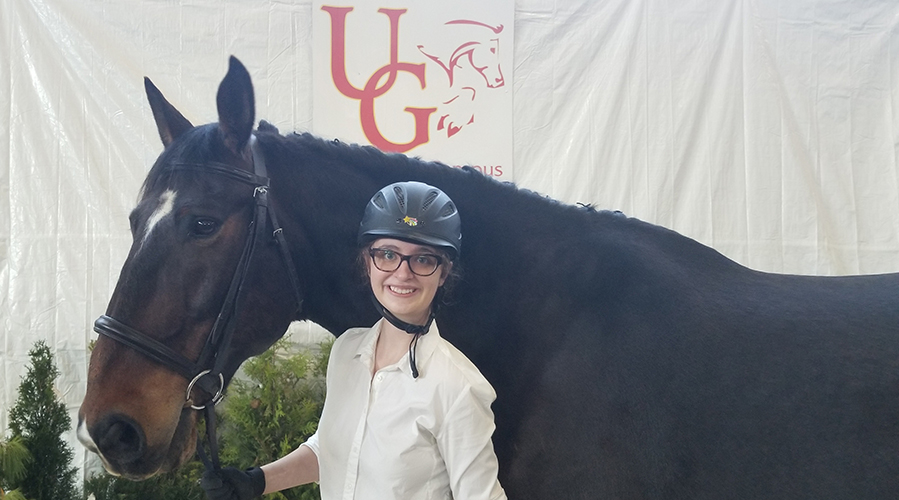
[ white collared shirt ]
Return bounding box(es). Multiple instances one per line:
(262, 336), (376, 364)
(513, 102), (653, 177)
(303, 319), (506, 500)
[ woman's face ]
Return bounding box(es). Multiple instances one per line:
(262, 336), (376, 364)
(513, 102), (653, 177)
(367, 238), (450, 325)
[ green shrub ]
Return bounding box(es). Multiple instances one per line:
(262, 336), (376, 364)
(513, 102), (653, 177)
(0, 436), (32, 499)
(8, 341), (78, 500)
(82, 462), (205, 500)
(1, 490), (30, 500)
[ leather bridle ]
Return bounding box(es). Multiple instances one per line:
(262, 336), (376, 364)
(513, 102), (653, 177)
(93, 135), (303, 471)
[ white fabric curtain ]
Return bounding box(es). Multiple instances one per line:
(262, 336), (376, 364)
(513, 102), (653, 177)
(2, 0), (898, 475)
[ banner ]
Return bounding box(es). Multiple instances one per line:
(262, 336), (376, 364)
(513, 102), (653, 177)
(313, 1), (514, 180)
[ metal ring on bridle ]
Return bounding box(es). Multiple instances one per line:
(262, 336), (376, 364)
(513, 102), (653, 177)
(186, 370), (225, 410)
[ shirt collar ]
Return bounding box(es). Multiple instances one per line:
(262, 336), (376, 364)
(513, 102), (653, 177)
(355, 318), (441, 378)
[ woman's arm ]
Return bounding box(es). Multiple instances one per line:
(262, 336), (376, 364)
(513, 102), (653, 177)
(437, 385), (507, 500)
(260, 442), (320, 494)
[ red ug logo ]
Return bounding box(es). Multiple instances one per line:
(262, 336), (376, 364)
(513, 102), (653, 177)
(322, 6), (436, 153)
(322, 6), (507, 152)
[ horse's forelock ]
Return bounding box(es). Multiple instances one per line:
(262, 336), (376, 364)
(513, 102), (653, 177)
(140, 124), (223, 200)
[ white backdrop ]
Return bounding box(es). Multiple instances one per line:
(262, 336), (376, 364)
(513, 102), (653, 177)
(2, 0), (898, 478)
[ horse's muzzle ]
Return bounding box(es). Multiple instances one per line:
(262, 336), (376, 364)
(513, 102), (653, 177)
(91, 413), (147, 468)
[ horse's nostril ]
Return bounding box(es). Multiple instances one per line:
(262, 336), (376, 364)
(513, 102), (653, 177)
(94, 414), (146, 465)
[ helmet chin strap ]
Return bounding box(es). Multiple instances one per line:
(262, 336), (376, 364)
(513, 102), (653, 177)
(370, 294), (439, 378)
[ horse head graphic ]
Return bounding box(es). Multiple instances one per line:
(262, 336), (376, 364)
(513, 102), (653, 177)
(418, 19), (505, 138)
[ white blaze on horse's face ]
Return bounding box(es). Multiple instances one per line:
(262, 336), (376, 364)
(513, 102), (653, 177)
(142, 189), (177, 246)
(76, 418), (113, 473)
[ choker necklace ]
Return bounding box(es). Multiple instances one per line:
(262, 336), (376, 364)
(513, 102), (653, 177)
(370, 295), (434, 378)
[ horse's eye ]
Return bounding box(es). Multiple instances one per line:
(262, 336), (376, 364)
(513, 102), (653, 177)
(190, 218), (219, 237)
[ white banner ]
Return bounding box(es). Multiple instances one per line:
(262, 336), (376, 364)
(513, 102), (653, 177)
(313, 1), (514, 180)
(4, 0), (899, 478)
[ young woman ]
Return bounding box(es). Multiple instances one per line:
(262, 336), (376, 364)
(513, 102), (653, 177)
(202, 181), (506, 500)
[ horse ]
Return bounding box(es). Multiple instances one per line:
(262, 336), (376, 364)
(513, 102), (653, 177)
(417, 19), (506, 138)
(78, 57), (899, 499)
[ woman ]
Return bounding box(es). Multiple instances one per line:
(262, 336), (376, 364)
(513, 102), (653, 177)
(202, 181), (506, 500)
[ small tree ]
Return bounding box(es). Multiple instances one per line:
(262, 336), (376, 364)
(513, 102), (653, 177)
(8, 341), (78, 500)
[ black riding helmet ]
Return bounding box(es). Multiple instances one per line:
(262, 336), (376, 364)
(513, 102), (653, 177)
(358, 181), (462, 378)
(358, 181), (461, 259)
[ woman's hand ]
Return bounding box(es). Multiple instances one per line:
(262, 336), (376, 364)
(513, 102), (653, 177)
(200, 466), (266, 500)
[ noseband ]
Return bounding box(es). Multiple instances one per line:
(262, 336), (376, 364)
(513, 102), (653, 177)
(93, 135), (303, 470)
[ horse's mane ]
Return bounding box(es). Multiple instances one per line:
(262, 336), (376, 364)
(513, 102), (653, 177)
(256, 127), (747, 289)
(265, 128), (604, 225)
(144, 119), (604, 233)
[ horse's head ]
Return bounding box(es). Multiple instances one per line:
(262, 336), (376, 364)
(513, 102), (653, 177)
(465, 36), (504, 89)
(78, 57), (299, 479)
(418, 21), (506, 91)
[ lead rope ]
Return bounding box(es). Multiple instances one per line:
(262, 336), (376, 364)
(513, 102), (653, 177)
(197, 405), (221, 470)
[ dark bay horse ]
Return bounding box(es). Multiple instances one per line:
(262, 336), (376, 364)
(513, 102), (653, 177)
(78, 57), (899, 499)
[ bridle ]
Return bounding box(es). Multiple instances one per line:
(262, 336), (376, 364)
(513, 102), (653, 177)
(92, 135), (303, 471)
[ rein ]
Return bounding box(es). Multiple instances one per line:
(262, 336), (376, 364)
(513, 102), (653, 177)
(93, 135), (303, 472)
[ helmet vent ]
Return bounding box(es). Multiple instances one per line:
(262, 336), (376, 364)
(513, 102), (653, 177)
(393, 186), (406, 211)
(439, 201), (457, 218)
(372, 192), (387, 209)
(421, 191), (439, 211)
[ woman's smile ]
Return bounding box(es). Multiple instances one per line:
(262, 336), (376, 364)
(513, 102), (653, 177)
(369, 238), (449, 325)
(387, 285), (418, 295)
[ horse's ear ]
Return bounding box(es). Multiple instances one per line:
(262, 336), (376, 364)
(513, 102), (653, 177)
(216, 56), (255, 155)
(145, 77), (193, 147)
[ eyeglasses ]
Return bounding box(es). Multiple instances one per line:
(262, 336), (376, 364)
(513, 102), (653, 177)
(368, 247), (444, 276)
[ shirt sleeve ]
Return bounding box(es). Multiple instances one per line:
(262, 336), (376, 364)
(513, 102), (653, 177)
(301, 430), (320, 458)
(436, 383), (507, 500)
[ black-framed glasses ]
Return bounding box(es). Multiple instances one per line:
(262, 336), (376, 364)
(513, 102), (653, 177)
(368, 247), (444, 276)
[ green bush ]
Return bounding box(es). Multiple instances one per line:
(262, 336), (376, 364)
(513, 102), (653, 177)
(83, 338), (330, 500)
(0, 436), (32, 499)
(8, 341), (78, 500)
(82, 461), (205, 500)
(1, 489), (30, 500)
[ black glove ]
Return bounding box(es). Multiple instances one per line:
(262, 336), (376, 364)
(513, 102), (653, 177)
(200, 466), (266, 500)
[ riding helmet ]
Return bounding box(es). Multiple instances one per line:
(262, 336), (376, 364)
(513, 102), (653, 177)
(358, 181), (461, 258)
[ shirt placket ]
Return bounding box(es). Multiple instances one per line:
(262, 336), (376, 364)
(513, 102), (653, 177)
(342, 366), (398, 499)
(341, 365), (372, 499)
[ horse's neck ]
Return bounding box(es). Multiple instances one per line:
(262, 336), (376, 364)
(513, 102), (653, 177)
(271, 134), (597, 338)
